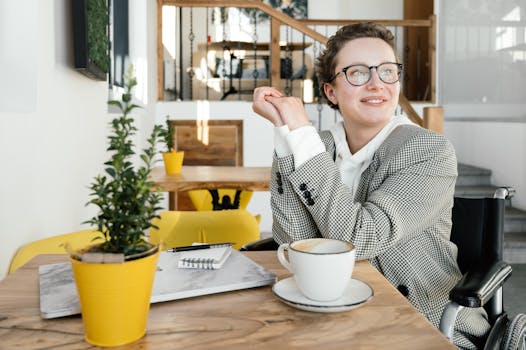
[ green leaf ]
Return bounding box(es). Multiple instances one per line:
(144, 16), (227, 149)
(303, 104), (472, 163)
(124, 104), (141, 115)
(122, 93), (132, 102)
(108, 100), (123, 110)
(105, 167), (116, 177)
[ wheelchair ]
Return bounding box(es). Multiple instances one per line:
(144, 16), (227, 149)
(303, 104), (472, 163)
(439, 187), (526, 349)
(241, 187), (526, 349)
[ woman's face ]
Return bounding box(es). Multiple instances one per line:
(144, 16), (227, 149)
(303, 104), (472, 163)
(324, 38), (400, 131)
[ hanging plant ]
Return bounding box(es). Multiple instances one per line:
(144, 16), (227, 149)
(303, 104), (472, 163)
(86, 0), (109, 74)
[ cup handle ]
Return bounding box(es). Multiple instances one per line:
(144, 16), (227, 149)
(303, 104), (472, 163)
(277, 243), (292, 273)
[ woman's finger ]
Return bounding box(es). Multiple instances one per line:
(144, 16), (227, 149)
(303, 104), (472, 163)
(266, 96), (310, 130)
(252, 87), (285, 126)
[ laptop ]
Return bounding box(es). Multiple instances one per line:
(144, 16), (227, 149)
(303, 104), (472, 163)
(39, 250), (277, 319)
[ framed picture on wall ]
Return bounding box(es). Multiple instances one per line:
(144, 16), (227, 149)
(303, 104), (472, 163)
(268, 0), (307, 19)
(239, 0), (308, 23)
(72, 0), (109, 81)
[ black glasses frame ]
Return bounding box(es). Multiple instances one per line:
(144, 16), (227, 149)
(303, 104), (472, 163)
(329, 62), (403, 86)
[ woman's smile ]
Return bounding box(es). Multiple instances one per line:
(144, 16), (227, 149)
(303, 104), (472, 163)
(360, 95), (388, 105)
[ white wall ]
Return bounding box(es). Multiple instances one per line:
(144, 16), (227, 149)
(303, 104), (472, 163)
(0, 0), (153, 279)
(0, 1), (38, 113)
(0, 0), (109, 277)
(309, 0), (403, 20)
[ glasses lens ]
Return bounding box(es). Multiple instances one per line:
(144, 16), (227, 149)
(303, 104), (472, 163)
(343, 63), (401, 86)
(377, 63), (401, 84)
(345, 65), (371, 86)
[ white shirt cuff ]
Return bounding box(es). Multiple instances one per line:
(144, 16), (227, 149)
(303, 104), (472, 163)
(287, 125), (325, 169)
(274, 125), (292, 158)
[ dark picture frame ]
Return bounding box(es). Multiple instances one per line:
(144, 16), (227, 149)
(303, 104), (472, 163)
(109, 0), (129, 88)
(72, 0), (109, 81)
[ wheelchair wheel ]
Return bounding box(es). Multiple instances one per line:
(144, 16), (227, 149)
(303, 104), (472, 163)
(501, 314), (526, 350)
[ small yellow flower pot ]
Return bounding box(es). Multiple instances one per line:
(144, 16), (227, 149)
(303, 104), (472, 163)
(70, 248), (159, 347)
(162, 151), (184, 174)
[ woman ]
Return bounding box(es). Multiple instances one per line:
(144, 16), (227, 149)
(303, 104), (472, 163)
(252, 23), (489, 349)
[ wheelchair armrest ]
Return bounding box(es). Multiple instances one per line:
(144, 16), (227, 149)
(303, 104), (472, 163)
(240, 237), (279, 251)
(450, 261), (512, 308)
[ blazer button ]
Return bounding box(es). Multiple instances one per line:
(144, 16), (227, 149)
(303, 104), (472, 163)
(299, 183), (307, 191)
(277, 187), (284, 194)
(303, 190), (311, 198)
(306, 198), (315, 206)
(276, 179), (283, 186)
(397, 285), (409, 297)
(276, 172), (282, 179)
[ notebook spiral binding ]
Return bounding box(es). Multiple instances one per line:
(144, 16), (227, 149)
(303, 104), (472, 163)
(180, 258), (216, 269)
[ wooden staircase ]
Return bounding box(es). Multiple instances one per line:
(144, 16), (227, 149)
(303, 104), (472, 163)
(158, 0), (444, 133)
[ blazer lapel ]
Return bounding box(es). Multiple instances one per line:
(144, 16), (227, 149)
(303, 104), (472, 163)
(355, 156), (378, 202)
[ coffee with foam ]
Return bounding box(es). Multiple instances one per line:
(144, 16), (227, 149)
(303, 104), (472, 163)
(292, 239), (353, 254)
(277, 238), (356, 301)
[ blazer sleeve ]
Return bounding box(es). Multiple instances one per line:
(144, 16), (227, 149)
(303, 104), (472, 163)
(270, 152), (321, 244)
(285, 126), (458, 260)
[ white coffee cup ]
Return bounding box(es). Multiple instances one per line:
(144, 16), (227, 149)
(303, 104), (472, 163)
(277, 238), (356, 302)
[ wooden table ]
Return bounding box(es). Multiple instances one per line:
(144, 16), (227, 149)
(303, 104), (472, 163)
(151, 166), (271, 210)
(0, 253), (455, 349)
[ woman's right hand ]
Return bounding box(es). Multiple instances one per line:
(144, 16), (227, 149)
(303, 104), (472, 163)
(252, 87), (284, 127)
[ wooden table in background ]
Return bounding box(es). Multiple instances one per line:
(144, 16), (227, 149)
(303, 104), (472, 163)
(151, 166), (271, 210)
(0, 252), (455, 349)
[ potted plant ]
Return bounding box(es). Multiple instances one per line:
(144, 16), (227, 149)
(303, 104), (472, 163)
(68, 67), (163, 347)
(160, 115), (184, 174)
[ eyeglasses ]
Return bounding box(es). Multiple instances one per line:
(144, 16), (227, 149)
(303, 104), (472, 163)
(329, 62), (403, 86)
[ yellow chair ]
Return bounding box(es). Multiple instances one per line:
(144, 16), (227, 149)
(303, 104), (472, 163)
(8, 229), (103, 274)
(149, 209), (260, 250)
(188, 189), (253, 211)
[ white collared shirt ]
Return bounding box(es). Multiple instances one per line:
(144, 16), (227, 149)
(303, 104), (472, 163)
(274, 115), (414, 198)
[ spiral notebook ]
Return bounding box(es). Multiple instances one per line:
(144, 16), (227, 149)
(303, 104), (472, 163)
(178, 245), (232, 269)
(38, 250), (277, 319)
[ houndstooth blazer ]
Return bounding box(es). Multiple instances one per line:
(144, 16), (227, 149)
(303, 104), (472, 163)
(271, 124), (490, 349)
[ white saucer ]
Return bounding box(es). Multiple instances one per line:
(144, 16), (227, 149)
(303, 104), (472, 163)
(272, 277), (373, 313)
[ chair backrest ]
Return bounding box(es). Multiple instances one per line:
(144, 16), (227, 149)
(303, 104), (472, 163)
(149, 209), (260, 250)
(9, 229), (102, 274)
(189, 189), (253, 211)
(450, 196), (505, 274)
(172, 119), (243, 166)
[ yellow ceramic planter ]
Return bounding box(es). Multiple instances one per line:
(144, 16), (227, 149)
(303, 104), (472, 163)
(162, 151), (184, 174)
(70, 249), (159, 347)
